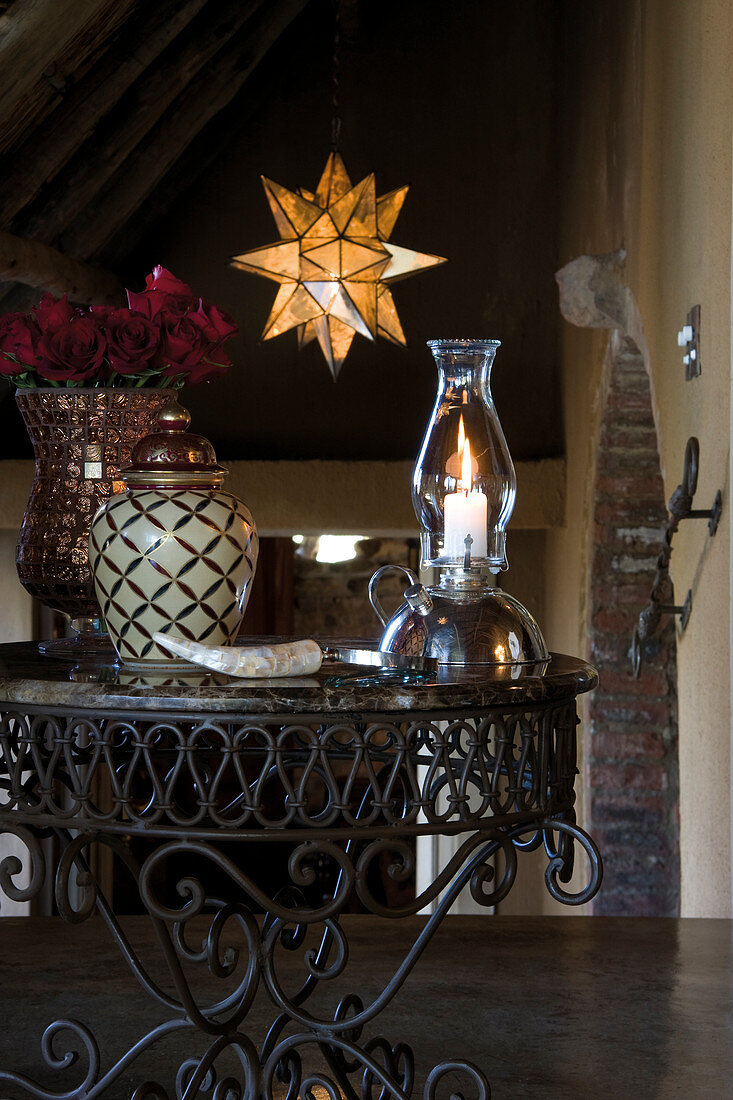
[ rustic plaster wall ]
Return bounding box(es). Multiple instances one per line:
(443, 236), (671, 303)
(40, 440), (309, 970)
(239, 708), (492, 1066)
(547, 0), (732, 916)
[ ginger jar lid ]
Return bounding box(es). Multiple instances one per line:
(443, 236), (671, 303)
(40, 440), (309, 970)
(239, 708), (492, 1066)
(122, 398), (227, 488)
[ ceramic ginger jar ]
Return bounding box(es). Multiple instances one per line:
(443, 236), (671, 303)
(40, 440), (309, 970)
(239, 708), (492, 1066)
(88, 399), (258, 665)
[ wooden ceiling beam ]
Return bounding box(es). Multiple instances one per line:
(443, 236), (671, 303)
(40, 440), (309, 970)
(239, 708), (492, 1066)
(0, 230), (122, 304)
(59, 0), (311, 262)
(0, 0), (139, 155)
(0, 0), (211, 226)
(14, 0), (270, 244)
(0, 0), (310, 308)
(99, 63), (271, 271)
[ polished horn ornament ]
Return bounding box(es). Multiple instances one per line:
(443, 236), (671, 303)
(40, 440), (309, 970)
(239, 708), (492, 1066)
(153, 634), (438, 678)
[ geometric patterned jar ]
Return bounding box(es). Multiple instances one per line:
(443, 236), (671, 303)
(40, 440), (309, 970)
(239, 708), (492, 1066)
(88, 399), (258, 665)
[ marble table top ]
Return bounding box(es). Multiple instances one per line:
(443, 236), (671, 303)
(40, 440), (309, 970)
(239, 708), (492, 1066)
(0, 641), (598, 715)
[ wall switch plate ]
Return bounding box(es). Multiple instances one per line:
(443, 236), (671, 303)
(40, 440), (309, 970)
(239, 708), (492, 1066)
(678, 304), (701, 379)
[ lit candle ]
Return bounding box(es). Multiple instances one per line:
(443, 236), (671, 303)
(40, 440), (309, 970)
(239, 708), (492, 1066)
(443, 418), (488, 559)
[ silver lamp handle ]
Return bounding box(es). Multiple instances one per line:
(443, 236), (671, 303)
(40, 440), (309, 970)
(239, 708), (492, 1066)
(368, 564), (419, 627)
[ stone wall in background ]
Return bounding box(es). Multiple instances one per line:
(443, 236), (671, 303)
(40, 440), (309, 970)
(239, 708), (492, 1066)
(293, 538), (419, 642)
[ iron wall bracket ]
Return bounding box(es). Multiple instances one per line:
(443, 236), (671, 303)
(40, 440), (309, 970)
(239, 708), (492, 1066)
(631, 436), (721, 676)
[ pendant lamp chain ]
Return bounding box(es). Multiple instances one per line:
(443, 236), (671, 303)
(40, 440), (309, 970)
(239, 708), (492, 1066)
(331, 0), (342, 151)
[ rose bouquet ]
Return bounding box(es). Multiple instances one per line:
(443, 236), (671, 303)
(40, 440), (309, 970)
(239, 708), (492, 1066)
(0, 266), (238, 388)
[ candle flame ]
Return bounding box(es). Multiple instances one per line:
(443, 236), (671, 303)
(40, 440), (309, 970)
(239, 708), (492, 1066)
(462, 436), (472, 490)
(459, 416), (473, 491)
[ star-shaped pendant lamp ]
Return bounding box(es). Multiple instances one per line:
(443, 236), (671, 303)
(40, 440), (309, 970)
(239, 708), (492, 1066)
(230, 152), (447, 380)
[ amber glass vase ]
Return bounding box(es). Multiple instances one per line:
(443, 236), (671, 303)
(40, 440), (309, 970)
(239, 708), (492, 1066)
(15, 387), (176, 656)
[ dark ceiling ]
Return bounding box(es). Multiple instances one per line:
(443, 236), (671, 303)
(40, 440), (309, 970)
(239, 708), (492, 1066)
(0, 0), (564, 463)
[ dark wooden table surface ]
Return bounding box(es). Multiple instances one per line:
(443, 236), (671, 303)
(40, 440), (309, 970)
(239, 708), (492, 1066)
(1, 914), (730, 1099)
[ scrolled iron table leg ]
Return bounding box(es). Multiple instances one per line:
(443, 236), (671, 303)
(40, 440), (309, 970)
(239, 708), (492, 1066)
(0, 826), (513, 1099)
(0, 816), (602, 1099)
(0, 835), (602, 1097)
(0, 664), (602, 1098)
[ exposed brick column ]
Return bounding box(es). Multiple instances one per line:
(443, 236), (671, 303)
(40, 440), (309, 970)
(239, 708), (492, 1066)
(586, 338), (680, 916)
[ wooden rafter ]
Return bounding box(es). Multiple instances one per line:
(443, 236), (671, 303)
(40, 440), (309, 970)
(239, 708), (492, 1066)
(0, 0), (140, 155)
(0, 0), (211, 226)
(16, 0), (271, 243)
(66, 0), (311, 261)
(100, 66), (270, 271)
(0, 230), (122, 304)
(0, 0), (310, 308)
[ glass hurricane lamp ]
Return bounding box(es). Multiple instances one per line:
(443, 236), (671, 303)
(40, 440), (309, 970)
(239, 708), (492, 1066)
(412, 338), (516, 576)
(370, 338), (549, 670)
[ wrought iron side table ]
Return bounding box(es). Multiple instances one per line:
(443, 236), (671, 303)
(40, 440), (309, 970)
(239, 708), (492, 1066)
(0, 642), (602, 1100)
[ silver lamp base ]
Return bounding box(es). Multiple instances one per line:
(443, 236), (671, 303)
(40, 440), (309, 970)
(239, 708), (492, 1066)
(375, 566), (550, 669)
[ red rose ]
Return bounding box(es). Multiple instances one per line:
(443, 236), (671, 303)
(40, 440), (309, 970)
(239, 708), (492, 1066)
(185, 344), (232, 384)
(88, 305), (113, 322)
(127, 266), (195, 319)
(36, 316), (108, 382)
(33, 293), (75, 333)
(145, 266), (193, 296)
(152, 309), (209, 373)
(127, 289), (193, 320)
(195, 300), (238, 344)
(0, 313), (41, 375)
(103, 308), (159, 375)
(120, 268), (235, 384)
